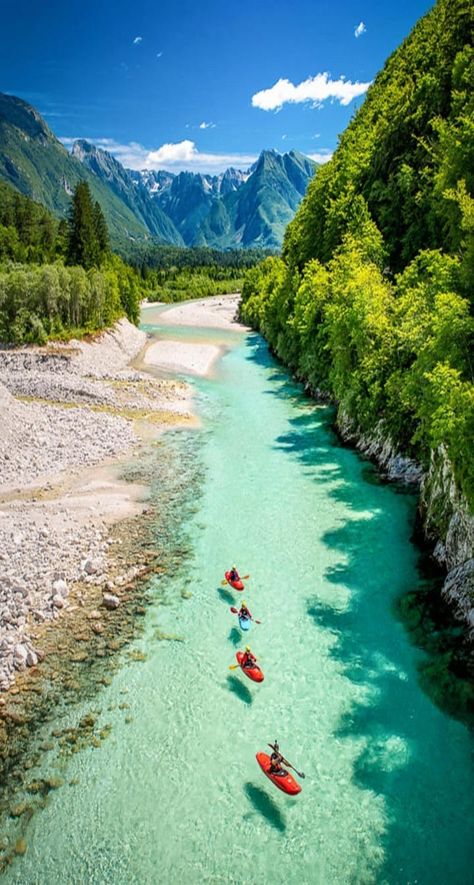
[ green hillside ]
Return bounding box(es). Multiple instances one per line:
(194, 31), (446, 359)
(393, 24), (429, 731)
(0, 93), (316, 252)
(0, 93), (149, 246)
(240, 0), (474, 506)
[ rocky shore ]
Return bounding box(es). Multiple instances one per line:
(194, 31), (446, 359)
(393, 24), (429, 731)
(0, 319), (192, 692)
(336, 409), (474, 639)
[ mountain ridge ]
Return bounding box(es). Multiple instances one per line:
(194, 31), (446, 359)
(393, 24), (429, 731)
(0, 92), (316, 251)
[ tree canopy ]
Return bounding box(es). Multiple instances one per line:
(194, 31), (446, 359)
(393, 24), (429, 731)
(240, 0), (474, 507)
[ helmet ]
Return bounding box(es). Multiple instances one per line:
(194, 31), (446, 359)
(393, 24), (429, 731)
(242, 600), (247, 607)
(245, 645), (251, 652)
(232, 564), (237, 570)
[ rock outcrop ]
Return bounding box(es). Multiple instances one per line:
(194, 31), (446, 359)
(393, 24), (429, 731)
(336, 411), (474, 638)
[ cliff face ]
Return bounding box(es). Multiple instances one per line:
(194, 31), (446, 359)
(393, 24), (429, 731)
(420, 447), (474, 634)
(336, 409), (474, 637)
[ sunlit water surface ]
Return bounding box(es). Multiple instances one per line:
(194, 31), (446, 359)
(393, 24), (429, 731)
(4, 313), (474, 884)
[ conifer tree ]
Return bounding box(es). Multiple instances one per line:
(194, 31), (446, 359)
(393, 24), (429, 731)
(67, 181), (100, 269)
(93, 200), (109, 259)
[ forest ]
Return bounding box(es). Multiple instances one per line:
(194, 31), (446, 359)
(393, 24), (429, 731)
(240, 0), (474, 507)
(0, 181), (260, 340)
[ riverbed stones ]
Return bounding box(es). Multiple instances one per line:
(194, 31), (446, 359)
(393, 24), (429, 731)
(102, 593), (120, 610)
(52, 579), (68, 597)
(0, 319), (193, 693)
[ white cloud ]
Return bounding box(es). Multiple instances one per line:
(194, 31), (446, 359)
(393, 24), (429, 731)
(308, 150), (333, 165)
(144, 140), (256, 172)
(354, 21), (366, 38)
(156, 51), (163, 58)
(199, 121), (216, 130)
(252, 71), (371, 111)
(133, 36), (142, 45)
(61, 136), (257, 174)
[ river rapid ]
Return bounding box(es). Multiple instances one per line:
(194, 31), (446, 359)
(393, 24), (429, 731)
(3, 308), (474, 884)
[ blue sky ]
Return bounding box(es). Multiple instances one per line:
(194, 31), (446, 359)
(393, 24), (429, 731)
(1, 0), (434, 173)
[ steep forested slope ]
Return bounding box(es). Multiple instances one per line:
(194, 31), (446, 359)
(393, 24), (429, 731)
(0, 94), (150, 246)
(241, 0), (474, 514)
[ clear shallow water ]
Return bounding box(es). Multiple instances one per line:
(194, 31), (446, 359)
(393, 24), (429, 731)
(4, 321), (474, 884)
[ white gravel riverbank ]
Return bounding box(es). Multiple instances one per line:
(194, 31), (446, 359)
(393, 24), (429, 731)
(0, 319), (191, 692)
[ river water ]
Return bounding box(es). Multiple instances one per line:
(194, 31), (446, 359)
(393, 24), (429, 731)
(3, 312), (474, 884)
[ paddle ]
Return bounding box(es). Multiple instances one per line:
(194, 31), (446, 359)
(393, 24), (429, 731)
(221, 574), (250, 587)
(230, 606), (262, 625)
(268, 742), (305, 779)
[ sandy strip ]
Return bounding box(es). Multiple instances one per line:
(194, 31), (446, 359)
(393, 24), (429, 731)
(140, 293), (249, 378)
(142, 294), (248, 331)
(143, 339), (222, 377)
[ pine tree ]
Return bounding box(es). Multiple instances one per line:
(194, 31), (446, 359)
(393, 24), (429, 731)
(93, 200), (109, 260)
(67, 181), (100, 269)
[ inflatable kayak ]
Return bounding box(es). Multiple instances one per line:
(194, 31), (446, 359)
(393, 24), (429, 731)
(236, 651), (264, 683)
(225, 571), (244, 591)
(256, 752), (301, 795)
(238, 615), (251, 632)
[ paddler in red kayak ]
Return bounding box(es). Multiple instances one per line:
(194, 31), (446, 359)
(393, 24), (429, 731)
(242, 645), (258, 669)
(269, 741), (287, 776)
(229, 564), (240, 583)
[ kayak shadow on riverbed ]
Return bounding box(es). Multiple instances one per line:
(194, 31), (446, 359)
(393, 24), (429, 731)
(244, 783), (287, 833)
(217, 587), (234, 604)
(228, 626), (241, 646)
(226, 674), (253, 705)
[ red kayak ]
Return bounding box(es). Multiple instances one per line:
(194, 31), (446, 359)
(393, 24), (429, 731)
(256, 753), (302, 795)
(236, 652), (264, 683)
(225, 571), (244, 591)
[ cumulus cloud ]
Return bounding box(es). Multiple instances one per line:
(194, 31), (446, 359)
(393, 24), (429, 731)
(133, 36), (142, 45)
(144, 140), (256, 172)
(354, 21), (366, 38)
(252, 71), (371, 111)
(60, 136), (257, 173)
(308, 150), (333, 165)
(199, 121), (216, 129)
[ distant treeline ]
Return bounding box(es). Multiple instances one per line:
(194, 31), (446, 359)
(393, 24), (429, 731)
(0, 181), (261, 342)
(128, 243), (272, 271)
(130, 243), (269, 302)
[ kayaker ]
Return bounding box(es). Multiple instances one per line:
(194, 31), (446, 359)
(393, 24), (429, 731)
(269, 741), (286, 776)
(242, 646), (257, 669)
(229, 564), (240, 582)
(239, 601), (252, 622)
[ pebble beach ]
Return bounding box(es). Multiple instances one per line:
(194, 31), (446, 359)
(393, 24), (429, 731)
(0, 317), (192, 692)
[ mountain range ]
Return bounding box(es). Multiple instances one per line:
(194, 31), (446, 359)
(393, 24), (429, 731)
(0, 93), (316, 251)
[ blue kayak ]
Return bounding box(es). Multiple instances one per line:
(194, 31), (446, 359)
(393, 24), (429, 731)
(239, 616), (251, 632)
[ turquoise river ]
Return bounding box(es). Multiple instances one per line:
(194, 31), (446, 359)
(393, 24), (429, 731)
(3, 305), (474, 884)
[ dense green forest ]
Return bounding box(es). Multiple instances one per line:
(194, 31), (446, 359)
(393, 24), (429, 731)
(240, 0), (474, 508)
(0, 181), (143, 341)
(131, 243), (267, 303)
(0, 181), (260, 341)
